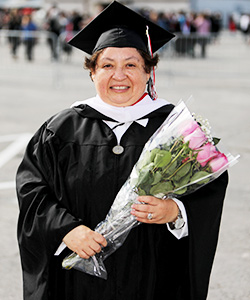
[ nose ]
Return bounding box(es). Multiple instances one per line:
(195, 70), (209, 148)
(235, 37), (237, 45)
(112, 67), (127, 80)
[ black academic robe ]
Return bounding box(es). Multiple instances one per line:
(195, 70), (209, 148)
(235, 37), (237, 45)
(16, 103), (228, 300)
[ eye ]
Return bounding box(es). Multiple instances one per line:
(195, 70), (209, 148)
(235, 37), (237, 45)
(126, 63), (136, 68)
(103, 64), (113, 69)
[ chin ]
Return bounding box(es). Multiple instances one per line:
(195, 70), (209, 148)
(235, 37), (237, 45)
(107, 97), (134, 107)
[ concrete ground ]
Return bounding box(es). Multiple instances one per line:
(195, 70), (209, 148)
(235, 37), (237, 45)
(0, 30), (249, 299)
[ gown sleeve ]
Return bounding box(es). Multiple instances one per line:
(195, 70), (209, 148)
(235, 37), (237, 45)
(184, 170), (229, 299)
(16, 123), (83, 298)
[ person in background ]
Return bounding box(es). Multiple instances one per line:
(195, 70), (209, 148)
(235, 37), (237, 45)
(239, 13), (250, 43)
(16, 1), (228, 300)
(228, 15), (237, 33)
(8, 9), (22, 59)
(21, 14), (37, 61)
(44, 5), (61, 60)
(194, 12), (211, 57)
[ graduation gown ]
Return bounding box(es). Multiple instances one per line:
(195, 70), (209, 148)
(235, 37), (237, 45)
(16, 102), (228, 300)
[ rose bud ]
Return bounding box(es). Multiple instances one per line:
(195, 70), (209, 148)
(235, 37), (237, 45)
(184, 127), (207, 149)
(179, 120), (199, 137)
(209, 153), (228, 172)
(196, 143), (219, 167)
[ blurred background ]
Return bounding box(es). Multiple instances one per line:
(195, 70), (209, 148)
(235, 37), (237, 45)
(0, 0), (249, 299)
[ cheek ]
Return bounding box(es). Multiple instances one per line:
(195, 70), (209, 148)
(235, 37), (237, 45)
(137, 70), (150, 84)
(92, 72), (108, 92)
(131, 70), (150, 84)
(139, 72), (151, 87)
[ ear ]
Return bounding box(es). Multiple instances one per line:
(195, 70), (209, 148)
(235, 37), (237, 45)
(90, 70), (95, 82)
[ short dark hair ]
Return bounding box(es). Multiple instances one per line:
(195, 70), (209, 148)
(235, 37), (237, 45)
(84, 49), (159, 78)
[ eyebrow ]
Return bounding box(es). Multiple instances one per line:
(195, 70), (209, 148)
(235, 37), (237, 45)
(99, 56), (140, 62)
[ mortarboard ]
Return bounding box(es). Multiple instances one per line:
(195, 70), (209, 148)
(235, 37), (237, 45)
(68, 0), (174, 55)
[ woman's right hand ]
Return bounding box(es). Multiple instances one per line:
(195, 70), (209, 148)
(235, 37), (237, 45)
(63, 225), (107, 259)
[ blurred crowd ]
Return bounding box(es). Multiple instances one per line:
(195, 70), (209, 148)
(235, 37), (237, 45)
(0, 6), (89, 60)
(0, 4), (249, 61)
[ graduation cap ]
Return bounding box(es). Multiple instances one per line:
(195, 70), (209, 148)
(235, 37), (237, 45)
(68, 0), (174, 55)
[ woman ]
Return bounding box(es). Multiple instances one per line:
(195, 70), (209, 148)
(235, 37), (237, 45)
(16, 2), (228, 300)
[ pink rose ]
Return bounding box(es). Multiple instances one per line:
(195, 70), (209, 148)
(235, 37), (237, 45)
(209, 153), (228, 172)
(179, 120), (199, 137)
(196, 143), (219, 167)
(184, 127), (207, 149)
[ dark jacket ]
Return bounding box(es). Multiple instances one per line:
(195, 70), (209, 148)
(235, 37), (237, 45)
(16, 103), (228, 300)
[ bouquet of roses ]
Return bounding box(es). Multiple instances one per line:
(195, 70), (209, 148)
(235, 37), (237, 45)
(62, 100), (239, 279)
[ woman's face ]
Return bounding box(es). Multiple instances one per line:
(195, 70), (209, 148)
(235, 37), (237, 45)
(91, 47), (151, 107)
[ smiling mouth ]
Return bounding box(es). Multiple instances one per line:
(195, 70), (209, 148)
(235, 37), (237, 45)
(110, 86), (129, 90)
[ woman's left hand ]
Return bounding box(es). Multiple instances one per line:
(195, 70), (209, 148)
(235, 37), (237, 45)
(131, 196), (179, 224)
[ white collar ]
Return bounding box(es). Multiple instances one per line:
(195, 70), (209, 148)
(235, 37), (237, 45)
(71, 94), (169, 124)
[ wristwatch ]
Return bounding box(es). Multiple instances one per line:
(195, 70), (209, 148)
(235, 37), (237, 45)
(168, 207), (185, 230)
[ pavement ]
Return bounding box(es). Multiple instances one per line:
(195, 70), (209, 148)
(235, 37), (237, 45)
(0, 30), (249, 299)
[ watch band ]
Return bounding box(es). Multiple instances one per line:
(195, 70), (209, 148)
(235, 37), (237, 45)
(168, 207), (185, 230)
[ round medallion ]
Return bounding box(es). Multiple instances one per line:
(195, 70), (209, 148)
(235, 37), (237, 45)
(112, 145), (124, 155)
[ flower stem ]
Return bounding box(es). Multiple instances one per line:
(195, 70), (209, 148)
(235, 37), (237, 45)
(166, 158), (194, 180)
(169, 140), (179, 153)
(162, 146), (186, 175)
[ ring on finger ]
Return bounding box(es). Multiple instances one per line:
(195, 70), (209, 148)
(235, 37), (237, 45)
(147, 213), (153, 220)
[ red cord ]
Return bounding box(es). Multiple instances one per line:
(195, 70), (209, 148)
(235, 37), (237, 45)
(146, 26), (158, 100)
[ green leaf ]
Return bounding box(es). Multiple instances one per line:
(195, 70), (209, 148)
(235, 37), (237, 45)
(173, 162), (191, 181)
(163, 160), (178, 177)
(138, 182), (153, 195)
(137, 188), (146, 196)
(190, 171), (210, 185)
(150, 148), (161, 162)
(212, 137), (221, 146)
(173, 186), (187, 195)
(154, 150), (172, 168)
(173, 172), (191, 188)
(137, 163), (154, 186)
(151, 171), (162, 185)
(149, 181), (173, 197)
